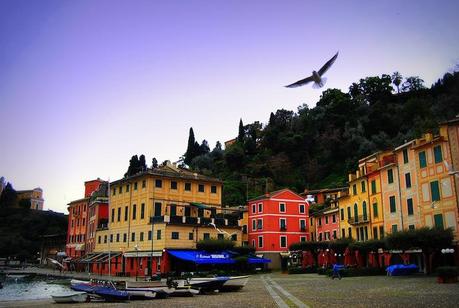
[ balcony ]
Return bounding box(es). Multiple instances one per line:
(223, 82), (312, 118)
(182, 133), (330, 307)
(214, 218), (225, 227)
(348, 215), (370, 225)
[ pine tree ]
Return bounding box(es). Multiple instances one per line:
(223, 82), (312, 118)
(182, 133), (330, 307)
(138, 155), (146, 172)
(152, 158), (158, 169)
(0, 183), (17, 208)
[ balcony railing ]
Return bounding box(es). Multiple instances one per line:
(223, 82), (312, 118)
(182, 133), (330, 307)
(149, 215), (239, 228)
(348, 215), (369, 225)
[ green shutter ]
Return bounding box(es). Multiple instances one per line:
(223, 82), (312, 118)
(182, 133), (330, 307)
(405, 173), (411, 188)
(391, 224), (398, 233)
(362, 202), (367, 221)
(430, 181), (440, 201)
(354, 204), (358, 222)
(388, 169), (394, 184)
(372, 203), (378, 218)
(434, 145), (443, 164)
(403, 149), (409, 164)
(353, 184), (357, 195)
(419, 151), (427, 168)
(371, 180), (376, 194)
(434, 214), (444, 229)
(390, 196), (396, 213)
(407, 198), (414, 215)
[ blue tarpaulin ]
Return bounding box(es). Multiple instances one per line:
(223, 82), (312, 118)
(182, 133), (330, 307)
(386, 264), (419, 276)
(168, 250), (236, 264)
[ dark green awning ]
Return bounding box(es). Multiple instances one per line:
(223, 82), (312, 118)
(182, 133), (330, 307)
(189, 202), (210, 209)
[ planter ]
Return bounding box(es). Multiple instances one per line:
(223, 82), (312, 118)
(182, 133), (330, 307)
(437, 276), (458, 284)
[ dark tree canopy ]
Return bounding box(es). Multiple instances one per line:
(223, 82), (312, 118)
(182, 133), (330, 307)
(0, 183), (17, 208)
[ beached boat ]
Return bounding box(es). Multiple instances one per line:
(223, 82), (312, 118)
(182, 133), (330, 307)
(71, 283), (96, 293)
(70, 278), (91, 286)
(125, 289), (157, 300)
(93, 286), (130, 302)
(220, 276), (249, 291)
(125, 281), (174, 298)
(187, 276), (229, 292)
(51, 291), (88, 303)
(170, 286), (200, 297)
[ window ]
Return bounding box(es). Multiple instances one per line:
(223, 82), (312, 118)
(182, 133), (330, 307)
(434, 145), (442, 164)
(387, 169), (394, 184)
(211, 185), (217, 194)
(347, 207), (351, 219)
(252, 204), (256, 213)
(364, 227), (368, 240)
(189, 232), (194, 240)
(279, 203), (286, 213)
(280, 236), (287, 248)
(119, 186), (122, 194)
(170, 204), (177, 216)
(258, 236), (263, 248)
(171, 232), (179, 239)
(361, 181), (366, 193)
(185, 183), (191, 191)
(132, 204), (137, 220)
(117, 207), (121, 222)
(217, 234), (224, 240)
(318, 218), (322, 226)
(171, 181), (177, 190)
(125, 206), (128, 221)
(340, 208), (344, 220)
(131, 232), (135, 242)
(300, 219), (306, 231)
(373, 203), (378, 218)
(257, 219), (263, 230)
(362, 202), (367, 221)
(403, 148), (409, 164)
(332, 214), (336, 223)
(154, 202), (162, 216)
(258, 203), (263, 213)
(325, 216), (329, 224)
(123, 233), (127, 242)
(341, 229), (345, 238)
(389, 196), (396, 213)
(391, 224), (398, 233)
(404, 173), (412, 189)
(231, 234), (237, 241)
(155, 179), (162, 188)
(203, 233), (210, 240)
(252, 219), (256, 231)
(354, 203), (358, 222)
(408, 225), (415, 230)
(110, 234), (113, 243)
(299, 204), (305, 214)
(407, 198), (414, 215)
(348, 227), (352, 239)
(126, 184), (130, 192)
(157, 230), (161, 239)
(319, 233), (323, 241)
(116, 233), (120, 242)
(252, 240), (255, 247)
(280, 218), (286, 230)
(140, 232), (144, 241)
(430, 181), (440, 201)
(142, 180), (146, 188)
(98, 236), (101, 244)
(371, 180), (376, 194)
(198, 184), (205, 192)
(112, 188), (116, 196)
(352, 184), (357, 195)
(333, 230), (337, 239)
(148, 231), (152, 240)
(419, 151), (427, 168)
(134, 182), (138, 190)
(379, 226), (384, 239)
(373, 227), (378, 239)
(111, 208), (115, 222)
(434, 214), (444, 229)
(141, 203), (145, 219)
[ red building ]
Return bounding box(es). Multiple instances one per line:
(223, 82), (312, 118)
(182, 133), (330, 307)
(66, 179), (105, 263)
(86, 182), (109, 254)
(248, 189), (309, 270)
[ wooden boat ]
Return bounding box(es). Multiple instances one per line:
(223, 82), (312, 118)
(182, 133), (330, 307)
(51, 291), (88, 303)
(220, 276), (249, 291)
(187, 276), (229, 293)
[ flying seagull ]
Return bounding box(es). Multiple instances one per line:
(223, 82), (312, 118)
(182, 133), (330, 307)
(285, 52), (339, 89)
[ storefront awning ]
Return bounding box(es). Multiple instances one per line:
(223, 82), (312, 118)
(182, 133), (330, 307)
(189, 202), (210, 209)
(123, 251), (163, 258)
(168, 250), (235, 264)
(248, 257), (271, 264)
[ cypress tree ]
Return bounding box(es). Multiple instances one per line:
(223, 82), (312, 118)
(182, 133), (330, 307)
(237, 119), (245, 143)
(184, 127), (196, 165)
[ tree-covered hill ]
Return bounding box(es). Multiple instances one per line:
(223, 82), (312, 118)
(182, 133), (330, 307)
(182, 71), (459, 205)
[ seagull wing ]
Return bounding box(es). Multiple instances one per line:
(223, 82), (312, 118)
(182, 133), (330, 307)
(285, 75), (314, 88)
(317, 52), (338, 76)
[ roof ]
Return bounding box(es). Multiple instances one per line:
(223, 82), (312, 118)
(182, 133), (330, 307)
(440, 115), (459, 125)
(110, 164), (222, 186)
(67, 197), (89, 205)
(301, 187), (348, 195)
(248, 188), (304, 202)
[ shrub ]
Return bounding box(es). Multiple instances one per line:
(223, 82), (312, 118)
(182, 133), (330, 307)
(196, 238), (235, 251)
(288, 266), (317, 274)
(436, 266), (459, 278)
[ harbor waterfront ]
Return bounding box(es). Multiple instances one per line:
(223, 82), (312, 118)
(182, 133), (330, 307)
(1, 271), (459, 307)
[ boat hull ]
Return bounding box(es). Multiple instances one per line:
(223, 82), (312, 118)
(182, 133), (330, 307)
(221, 276), (249, 291)
(52, 292), (88, 303)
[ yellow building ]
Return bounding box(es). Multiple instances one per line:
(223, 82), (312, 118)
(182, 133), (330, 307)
(93, 161), (242, 275)
(412, 130), (458, 239)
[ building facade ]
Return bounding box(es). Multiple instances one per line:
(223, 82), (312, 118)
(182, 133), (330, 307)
(247, 189), (309, 270)
(16, 188), (44, 210)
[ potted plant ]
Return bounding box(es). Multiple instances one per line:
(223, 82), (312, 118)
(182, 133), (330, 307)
(436, 266), (459, 283)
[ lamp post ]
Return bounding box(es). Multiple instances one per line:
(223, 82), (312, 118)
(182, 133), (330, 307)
(441, 248), (455, 266)
(134, 244), (139, 281)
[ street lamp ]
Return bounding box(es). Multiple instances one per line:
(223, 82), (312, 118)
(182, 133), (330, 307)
(134, 244), (139, 281)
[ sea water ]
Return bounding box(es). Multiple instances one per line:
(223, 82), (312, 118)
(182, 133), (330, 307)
(0, 277), (71, 301)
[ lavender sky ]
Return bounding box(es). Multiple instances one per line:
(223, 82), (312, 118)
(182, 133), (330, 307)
(1, 0), (458, 213)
